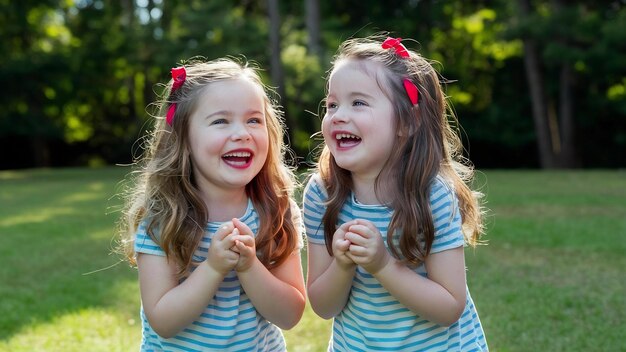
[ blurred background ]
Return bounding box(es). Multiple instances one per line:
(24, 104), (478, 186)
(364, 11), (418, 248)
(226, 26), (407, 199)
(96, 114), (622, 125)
(2, 0), (625, 171)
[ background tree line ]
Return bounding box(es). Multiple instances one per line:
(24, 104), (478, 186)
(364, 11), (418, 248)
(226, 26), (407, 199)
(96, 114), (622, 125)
(1, 0), (625, 170)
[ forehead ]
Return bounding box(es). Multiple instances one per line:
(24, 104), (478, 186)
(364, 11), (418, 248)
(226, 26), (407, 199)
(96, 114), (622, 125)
(188, 77), (266, 123)
(328, 59), (391, 94)
(202, 77), (263, 95)
(198, 78), (265, 105)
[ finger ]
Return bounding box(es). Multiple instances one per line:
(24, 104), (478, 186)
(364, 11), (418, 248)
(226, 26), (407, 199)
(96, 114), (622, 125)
(235, 235), (255, 247)
(348, 224), (376, 239)
(236, 239), (250, 252)
(225, 250), (240, 261)
(344, 231), (367, 245)
(335, 220), (356, 239)
(347, 244), (367, 256)
(335, 238), (351, 251)
(231, 239), (244, 252)
(344, 251), (358, 262)
(221, 229), (241, 247)
(232, 218), (253, 236)
(215, 222), (235, 240)
(339, 220), (357, 231)
(223, 229), (239, 247)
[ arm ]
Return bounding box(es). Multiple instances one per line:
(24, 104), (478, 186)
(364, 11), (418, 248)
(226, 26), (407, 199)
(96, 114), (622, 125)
(374, 248), (467, 326)
(345, 220), (467, 326)
(137, 223), (239, 338)
(231, 218), (306, 330)
(306, 221), (357, 319)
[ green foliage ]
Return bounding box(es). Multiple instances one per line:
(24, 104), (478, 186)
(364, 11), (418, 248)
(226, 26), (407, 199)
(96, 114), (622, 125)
(1, 1), (625, 168)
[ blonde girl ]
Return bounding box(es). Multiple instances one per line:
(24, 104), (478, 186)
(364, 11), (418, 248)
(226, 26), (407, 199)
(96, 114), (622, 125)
(119, 58), (305, 351)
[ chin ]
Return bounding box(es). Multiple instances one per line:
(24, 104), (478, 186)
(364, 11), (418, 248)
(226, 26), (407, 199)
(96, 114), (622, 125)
(334, 161), (356, 173)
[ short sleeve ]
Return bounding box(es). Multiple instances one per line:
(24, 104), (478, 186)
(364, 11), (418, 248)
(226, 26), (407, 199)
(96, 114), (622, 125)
(302, 174), (327, 245)
(429, 177), (465, 254)
(134, 221), (166, 257)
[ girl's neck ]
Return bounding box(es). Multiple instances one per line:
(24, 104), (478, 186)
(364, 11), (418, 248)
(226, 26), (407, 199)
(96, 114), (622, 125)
(351, 173), (391, 205)
(201, 187), (249, 222)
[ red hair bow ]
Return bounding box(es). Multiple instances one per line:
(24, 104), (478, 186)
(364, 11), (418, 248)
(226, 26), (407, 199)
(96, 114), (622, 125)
(382, 37), (409, 58)
(382, 37), (419, 106)
(171, 67), (186, 90)
(403, 79), (419, 106)
(166, 66), (187, 126)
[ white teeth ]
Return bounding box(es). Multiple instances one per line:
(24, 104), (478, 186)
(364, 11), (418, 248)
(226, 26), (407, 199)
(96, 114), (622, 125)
(335, 133), (360, 140)
(223, 151), (251, 157)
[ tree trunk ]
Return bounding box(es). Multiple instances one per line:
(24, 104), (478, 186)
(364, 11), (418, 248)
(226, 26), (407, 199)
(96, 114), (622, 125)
(558, 63), (577, 167)
(30, 135), (50, 167)
(518, 0), (555, 168)
(267, 0), (297, 143)
(305, 0), (321, 57)
(552, 0), (577, 168)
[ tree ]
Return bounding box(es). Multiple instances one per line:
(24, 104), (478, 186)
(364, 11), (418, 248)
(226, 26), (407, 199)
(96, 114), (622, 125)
(267, 0), (296, 145)
(512, 0), (626, 168)
(516, 0), (580, 168)
(305, 0), (321, 57)
(0, 1), (70, 167)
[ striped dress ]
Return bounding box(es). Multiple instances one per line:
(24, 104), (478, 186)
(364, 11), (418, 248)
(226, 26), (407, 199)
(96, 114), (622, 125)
(303, 174), (488, 351)
(134, 199), (288, 352)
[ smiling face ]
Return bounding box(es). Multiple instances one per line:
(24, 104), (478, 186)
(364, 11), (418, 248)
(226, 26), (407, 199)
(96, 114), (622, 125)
(187, 77), (269, 195)
(322, 59), (397, 180)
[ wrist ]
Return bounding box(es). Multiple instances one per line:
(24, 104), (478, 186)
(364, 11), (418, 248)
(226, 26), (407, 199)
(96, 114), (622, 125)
(204, 259), (229, 277)
(334, 258), (356, 273)
(235, 256), (258, 274)
(371, 255), (394, 277)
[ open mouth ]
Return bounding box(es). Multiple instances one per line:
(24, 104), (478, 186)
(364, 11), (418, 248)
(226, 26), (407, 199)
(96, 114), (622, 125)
(335, 133), (361, 148)
(222, 151), (253, 168)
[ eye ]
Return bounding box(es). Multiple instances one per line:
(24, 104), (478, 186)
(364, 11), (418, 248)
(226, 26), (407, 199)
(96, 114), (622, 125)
(210, 118), (227, 125)
(326, 101), (338, 110)
(353, 100), (367, 107)
(248, 117), (263, 124)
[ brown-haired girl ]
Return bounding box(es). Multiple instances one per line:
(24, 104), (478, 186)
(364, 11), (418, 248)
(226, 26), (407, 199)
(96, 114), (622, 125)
(304, 35), (488, 351)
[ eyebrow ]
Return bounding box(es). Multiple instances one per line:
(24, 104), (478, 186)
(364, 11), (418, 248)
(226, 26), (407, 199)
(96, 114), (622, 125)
(206, 110), (230, 119)
(349, 92), (375, 100)
(327, 91), (376, 100)
(205, 109), (264, 119)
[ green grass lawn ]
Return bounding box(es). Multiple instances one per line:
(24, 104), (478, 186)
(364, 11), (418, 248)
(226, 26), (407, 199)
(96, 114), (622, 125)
(0, 167), (624, 351)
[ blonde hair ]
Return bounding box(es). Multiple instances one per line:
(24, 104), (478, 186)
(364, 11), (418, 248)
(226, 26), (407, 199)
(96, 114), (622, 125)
(319, 35), (485, 265)
(119, 58), (298, 278)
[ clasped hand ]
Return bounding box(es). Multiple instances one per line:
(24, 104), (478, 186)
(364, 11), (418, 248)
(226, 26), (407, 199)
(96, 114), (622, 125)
(206, 218), (256, 275)
(332, 219), (390, 274)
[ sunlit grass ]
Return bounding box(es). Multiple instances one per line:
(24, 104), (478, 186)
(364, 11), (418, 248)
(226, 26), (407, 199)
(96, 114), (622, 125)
(284, 304), (333, 352)
(0, 308), (140, 352)
(0, 167), (624, 351)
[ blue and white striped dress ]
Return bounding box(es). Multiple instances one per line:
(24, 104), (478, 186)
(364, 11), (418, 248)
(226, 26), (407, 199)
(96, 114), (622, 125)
(134, 199), (288, 352)
(303, 174), (488, 351)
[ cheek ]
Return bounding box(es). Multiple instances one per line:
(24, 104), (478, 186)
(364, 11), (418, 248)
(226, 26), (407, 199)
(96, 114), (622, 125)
(321, 118), (332, 140)
(255, 130), (270, 154)
(187, 134), (201, 155)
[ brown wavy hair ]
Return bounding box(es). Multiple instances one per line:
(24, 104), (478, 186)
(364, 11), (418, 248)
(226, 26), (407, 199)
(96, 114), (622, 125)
(118, 58), (299, 278)
(318, 34), (485, 265)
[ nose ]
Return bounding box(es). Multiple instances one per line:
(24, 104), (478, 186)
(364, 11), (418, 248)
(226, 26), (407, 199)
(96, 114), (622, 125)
(328, 106), (349, 124)
(231, 122), (252, 141)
